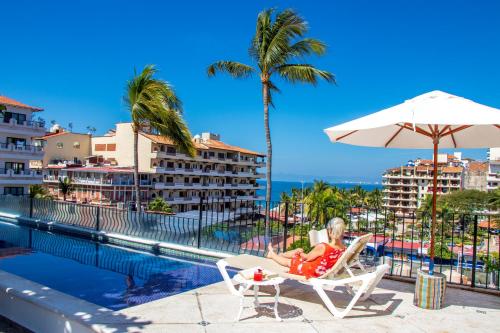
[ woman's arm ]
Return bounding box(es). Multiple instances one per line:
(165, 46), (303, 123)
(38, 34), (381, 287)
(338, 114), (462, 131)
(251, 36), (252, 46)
(300, 244), (326, 262)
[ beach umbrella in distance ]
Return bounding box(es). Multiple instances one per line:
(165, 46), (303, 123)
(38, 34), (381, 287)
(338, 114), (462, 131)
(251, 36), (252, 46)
(324, 90), (500, 275)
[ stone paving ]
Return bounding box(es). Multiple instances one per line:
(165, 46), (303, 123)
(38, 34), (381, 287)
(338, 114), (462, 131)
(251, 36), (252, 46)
(91, 278), (500, 333)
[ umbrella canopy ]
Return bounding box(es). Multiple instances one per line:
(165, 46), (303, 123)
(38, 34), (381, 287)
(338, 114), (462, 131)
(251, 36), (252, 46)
(324, 90), (500, 274)
(324, 90), (500, 148)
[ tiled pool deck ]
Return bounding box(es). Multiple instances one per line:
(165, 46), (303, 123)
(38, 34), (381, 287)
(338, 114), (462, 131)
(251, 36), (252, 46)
(89, 278), (500, 333)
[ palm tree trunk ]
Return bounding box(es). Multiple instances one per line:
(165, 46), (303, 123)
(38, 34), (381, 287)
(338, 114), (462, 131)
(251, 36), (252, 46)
(133, 127), (141, 212)
(262, 81), (272, 230)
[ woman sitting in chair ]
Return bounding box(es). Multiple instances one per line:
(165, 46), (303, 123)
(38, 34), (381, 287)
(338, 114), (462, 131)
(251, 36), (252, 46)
(267, 217), (346, 279)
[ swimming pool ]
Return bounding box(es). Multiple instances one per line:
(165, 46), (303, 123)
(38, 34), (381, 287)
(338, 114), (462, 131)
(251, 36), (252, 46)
(0, 219), (229, 310)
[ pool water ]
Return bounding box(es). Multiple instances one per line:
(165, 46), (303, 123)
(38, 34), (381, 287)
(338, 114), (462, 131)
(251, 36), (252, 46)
(0, 220), (229, 310)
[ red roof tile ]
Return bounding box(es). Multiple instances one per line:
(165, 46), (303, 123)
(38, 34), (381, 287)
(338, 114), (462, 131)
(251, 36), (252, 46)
(0, 96), (43, 111)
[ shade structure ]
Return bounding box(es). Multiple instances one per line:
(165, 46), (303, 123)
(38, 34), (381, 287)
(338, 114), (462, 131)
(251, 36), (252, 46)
(324, 90), (500, 274)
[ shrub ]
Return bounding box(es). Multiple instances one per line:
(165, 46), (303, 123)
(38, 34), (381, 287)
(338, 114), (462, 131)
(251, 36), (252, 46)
(148, 197), (173, 213)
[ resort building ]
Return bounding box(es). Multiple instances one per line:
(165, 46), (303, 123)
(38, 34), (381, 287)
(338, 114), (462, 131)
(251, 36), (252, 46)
(486, 148), (499, 192)
(91, 123), (265, 211)
(42, 122), (265, 211)
(0, 96), (45, 195)
(43, 165), (151, 206)
(382, 153), (463, 214)
(36, 128), (92, 167)
(462, 161), (489, 191)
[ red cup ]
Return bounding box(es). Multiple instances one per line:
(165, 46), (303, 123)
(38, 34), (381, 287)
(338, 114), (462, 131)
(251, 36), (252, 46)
(254, 269), (263, 281)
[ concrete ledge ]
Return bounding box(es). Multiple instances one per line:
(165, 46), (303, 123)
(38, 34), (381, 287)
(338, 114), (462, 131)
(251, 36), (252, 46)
(0, 270), (137, 333)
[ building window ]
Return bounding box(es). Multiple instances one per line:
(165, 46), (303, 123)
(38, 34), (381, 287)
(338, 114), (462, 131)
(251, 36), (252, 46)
(73, 141), (80, 149)
(107, 144), (116, 151)
(56, 142), (64, 149)
(5, 162), (25, 174)
(4, 187), (24, 196)
(6, 137), (26, 147)
(2, 112), (26, 124)
(95, 144), (106, 151)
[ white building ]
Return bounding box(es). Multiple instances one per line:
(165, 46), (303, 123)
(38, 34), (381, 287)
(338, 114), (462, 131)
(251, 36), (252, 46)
(487, 148), (500, 192)
(0, 96), (45, 195)
(382, 154), (463, 214)
(43, 122), (265, 212)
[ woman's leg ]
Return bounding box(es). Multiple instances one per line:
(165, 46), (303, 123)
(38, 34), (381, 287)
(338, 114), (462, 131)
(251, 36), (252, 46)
(266, 244), (292, 267)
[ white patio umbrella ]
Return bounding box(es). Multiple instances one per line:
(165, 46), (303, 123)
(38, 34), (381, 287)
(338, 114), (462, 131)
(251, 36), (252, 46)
(324, 90), (500, 274)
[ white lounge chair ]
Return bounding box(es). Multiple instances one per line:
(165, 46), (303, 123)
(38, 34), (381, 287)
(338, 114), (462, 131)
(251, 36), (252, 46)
(217, 234), (389, 319)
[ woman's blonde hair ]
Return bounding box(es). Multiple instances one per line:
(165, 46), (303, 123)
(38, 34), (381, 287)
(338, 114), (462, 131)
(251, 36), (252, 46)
(326, 217), (345, 240)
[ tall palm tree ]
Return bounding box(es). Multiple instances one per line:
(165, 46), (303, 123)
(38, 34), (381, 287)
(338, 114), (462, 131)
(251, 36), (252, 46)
(207, 8), (334, 223)
(125, 65), (195, 211)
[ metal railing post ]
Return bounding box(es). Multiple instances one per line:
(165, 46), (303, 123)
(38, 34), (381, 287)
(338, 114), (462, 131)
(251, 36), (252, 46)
(96, 206), (100, 232)
(29, 196), (33, 219)
(282, 202), (289, 252)
(197, 197), (203, 249)
(471, 214), (478, 288)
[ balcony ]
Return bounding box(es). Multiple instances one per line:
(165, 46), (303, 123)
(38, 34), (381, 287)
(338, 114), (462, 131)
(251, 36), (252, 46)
(0, 143), (44, 159)
(0, 168), (42, 185)
(151, 150), (265, 167)
(0, 119), (45, 135)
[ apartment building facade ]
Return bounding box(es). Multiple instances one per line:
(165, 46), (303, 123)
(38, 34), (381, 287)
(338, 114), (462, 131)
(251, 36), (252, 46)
(382, 154), (463, 214)
(42, 123), (264, 211)
(486, 148), (499, 192)
(37, 129), (92, 167)
(43, 165), (151, 205)
(0, 96), (45, 195)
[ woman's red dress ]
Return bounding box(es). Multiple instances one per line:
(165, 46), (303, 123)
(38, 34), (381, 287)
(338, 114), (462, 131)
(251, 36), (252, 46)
(289, 243), (345, 279)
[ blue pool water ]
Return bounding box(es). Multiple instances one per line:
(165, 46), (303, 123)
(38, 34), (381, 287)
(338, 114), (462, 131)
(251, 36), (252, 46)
(0, 219), (228, 310)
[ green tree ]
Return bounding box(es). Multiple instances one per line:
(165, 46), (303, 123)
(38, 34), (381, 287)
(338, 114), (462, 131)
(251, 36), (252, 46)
(207, 8), (334, 222)
(148, 197), (173, 213)
(350, 185), (368, 207)
(58, 178), (73, 201)
(29, 184), (52, 199)
(125, 65), (195, 211)
(304, 182), (344, 225)
(367, 188), (383, 209)
(480, 252), (500, 273)
(433, 240), (453, 260)
(440, 189), (490, 213)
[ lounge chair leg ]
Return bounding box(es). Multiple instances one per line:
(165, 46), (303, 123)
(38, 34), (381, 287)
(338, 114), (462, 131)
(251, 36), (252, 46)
(236, 285), (245, 321)
(312, 278), (370, 319)
(274, 284), (282, 321)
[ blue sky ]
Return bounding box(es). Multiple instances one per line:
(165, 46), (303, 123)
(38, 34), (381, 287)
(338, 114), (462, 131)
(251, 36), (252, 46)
(2, 0), (499, 182)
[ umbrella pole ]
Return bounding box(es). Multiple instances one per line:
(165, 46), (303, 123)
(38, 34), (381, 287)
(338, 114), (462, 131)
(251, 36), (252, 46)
(429, 138), (439, 275)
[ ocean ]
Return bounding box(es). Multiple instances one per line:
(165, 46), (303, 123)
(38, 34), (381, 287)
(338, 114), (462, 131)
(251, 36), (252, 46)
(257, 180), (382, 202)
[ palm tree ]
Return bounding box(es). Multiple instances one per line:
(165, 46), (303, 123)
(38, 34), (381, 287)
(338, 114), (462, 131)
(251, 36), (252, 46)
(207, 8), (334, 223)
(367, 188), (383, 210)
(58, 178), (73, 201)
(125, 65), (195, 211)
(304, 187), (343, 225)
(29, 184), (52, 199)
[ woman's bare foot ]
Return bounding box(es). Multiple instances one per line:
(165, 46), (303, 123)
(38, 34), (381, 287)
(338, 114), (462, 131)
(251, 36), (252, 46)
(266, 243), (275, 258)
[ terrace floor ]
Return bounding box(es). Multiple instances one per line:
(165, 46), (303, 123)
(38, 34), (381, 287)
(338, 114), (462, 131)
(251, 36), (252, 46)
(93, 278), (500, 333)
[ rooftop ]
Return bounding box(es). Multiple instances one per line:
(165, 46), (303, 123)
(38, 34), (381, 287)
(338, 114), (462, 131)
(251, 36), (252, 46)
(142, 132), (264, 156)
(86, 278), (500, 332)
(0, 95), (43, 111)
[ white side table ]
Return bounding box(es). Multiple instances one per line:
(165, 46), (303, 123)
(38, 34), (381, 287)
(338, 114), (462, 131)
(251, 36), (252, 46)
(233, 273), (285, 321)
